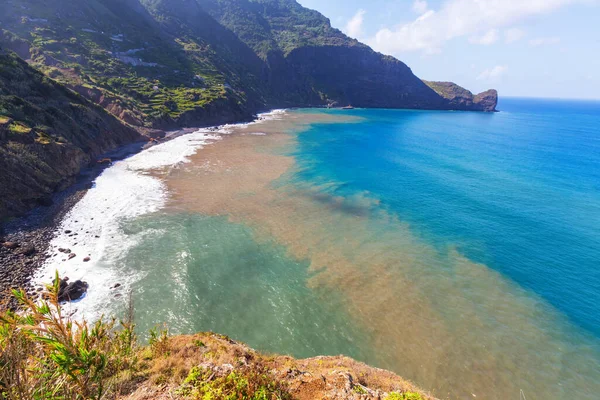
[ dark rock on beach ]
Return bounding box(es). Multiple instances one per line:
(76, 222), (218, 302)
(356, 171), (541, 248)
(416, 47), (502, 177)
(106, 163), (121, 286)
(0, 179), (90, 310)
(57, 278), (89, 302)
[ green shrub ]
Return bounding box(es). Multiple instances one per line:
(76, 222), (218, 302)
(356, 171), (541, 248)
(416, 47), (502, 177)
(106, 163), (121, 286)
(177, 365), (291, 400)
(354, 385), (368, 394)
(386, 392), (424, 400)
(0, 272), (139, 400)
(148, 324), (170, 357)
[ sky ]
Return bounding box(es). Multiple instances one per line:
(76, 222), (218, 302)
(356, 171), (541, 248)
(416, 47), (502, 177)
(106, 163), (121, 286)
(297, 0), (600, 99)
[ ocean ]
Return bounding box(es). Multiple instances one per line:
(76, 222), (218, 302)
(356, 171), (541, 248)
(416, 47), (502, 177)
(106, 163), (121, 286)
(39, 98), (600, 399)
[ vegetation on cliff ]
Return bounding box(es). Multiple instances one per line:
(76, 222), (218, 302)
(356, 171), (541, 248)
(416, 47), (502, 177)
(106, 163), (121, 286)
(0, 48), (140, 220)
(423, 81), (498, 112)
(1, 0), (496, 131)
(0, 278), (433, 400)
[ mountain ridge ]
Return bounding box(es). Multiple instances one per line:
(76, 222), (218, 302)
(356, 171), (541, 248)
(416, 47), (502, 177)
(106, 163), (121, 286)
(1, 0), (497, 129)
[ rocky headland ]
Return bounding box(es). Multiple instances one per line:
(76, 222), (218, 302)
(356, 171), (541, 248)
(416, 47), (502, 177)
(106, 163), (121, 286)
(424, 81), (498, 112)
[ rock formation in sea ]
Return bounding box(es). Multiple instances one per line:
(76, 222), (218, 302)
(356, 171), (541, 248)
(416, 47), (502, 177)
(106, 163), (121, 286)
(424, 81), (498, 112)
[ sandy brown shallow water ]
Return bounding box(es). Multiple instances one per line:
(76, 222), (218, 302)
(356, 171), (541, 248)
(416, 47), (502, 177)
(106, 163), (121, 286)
(159, 111), (600, 399)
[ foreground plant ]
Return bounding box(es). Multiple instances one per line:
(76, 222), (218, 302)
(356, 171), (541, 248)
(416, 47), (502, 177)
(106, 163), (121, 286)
(0, 275), (432, 400)
(0, 273), (138, 400)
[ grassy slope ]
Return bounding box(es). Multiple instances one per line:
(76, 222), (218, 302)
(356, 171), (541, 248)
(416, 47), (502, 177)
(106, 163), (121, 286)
(0, 0), (258, 127)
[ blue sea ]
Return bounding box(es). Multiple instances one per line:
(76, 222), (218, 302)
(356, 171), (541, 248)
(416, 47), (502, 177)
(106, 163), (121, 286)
(44, 98), (600, 399)
(295, 98), (600, 337)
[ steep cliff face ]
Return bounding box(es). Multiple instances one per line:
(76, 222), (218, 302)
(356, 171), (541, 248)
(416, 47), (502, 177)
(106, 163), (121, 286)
(424, 81), (498, 112)
(0, 49), (140, 220)
(283, 46), (445, 108)
(474, 89), (499, 112)
(197, 0), (448, 109)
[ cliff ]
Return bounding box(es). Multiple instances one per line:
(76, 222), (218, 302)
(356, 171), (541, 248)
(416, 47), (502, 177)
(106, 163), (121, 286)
(0, 0), (499, 221)
(124, 333), (435, 400)
(0, 49), (141, 221)
(0, 0), (496, 130)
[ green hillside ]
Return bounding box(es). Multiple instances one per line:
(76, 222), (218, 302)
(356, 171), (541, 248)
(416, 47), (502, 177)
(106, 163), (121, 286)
(0, 48), (139, 219)
(1, 0), (496, 130)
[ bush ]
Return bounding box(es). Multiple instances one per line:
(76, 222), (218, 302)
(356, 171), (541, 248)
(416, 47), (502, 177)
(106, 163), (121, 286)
(176, 365), (291, 400)
(386, 392), (424, 400)
(0, 272), (138, 400)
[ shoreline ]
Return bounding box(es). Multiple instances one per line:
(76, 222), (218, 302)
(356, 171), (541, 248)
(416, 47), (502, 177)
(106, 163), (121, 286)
(4, 106), (600, 398)
(0, 112), (277, 310)
(0, 141), (146, 307)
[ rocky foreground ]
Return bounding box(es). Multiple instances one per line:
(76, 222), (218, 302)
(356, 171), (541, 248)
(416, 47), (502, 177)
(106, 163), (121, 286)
(120, 332), (435, 400)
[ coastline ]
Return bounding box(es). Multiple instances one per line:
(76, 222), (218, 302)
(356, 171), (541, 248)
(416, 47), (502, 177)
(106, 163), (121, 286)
(0, 141), (147, 308)
(3, 105), (600, 399)
(0, 111), (278, 309)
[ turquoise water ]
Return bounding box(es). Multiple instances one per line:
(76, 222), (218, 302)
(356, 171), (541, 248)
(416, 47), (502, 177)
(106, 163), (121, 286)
(292, 98), (600, 336)
(124, 213), (372, 361)
(117, 98), (600, 399)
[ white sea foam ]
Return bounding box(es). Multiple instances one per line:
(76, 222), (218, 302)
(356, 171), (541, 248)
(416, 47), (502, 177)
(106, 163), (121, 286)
(36, 111), (287, 320)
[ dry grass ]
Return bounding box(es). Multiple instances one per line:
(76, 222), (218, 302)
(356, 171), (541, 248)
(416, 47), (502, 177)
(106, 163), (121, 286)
(122, 333), (435, 400)
(8, 121), (31, 134)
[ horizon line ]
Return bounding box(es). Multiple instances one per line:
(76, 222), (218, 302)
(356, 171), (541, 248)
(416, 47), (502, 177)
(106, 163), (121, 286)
(500, 95), (600, 102)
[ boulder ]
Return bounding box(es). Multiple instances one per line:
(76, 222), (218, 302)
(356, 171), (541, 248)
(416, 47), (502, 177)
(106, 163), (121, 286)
(57, 279), (89, 302)
(18, 245), (36, 256)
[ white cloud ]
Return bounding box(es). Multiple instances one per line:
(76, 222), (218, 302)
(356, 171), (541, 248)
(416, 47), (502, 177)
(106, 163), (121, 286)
(345, 9), (366, 38)
(369, 10), (441, 54)
(529, 37), (561, 46)
(504, 28), (525, 43)
(412, 0), (429, 14)
(477, 65), (508, 81)
(367, 0), (579, 54)
(469, 29), (499, 45)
